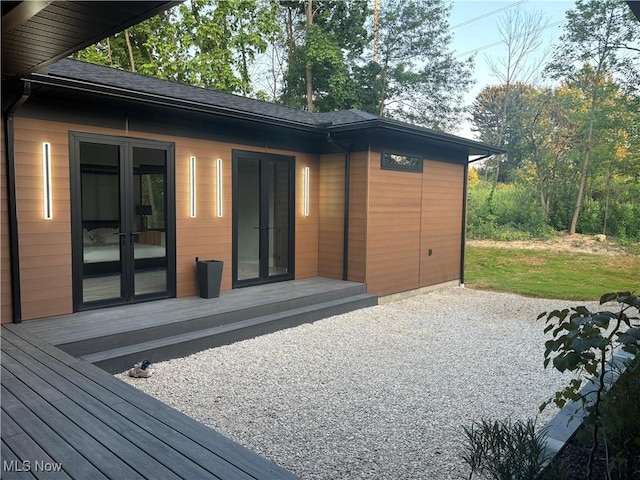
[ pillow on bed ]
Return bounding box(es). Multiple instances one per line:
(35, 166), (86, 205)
(83, 228), (96, 245)
(90, 227), (120, 244)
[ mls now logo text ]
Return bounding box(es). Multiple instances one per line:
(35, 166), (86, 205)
(3, 460), (63, 473)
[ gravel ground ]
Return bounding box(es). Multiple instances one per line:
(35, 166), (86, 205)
(116, 287), (599, 480)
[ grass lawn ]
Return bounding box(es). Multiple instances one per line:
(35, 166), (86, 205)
(465, 246), (640, 300)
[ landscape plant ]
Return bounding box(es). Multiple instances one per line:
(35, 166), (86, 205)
(462, 418), (553, 480)
(539, 291), (640, 480)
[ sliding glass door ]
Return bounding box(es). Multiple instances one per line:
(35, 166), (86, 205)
(233, 151), (294, 287)
(70, 133), (175, 310)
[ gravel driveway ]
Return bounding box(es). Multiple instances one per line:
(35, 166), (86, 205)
(117, 287), (596, 479)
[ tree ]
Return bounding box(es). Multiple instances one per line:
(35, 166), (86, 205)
(278, 0), (369, 112)
(472, 83), (534, 182)
(73, 0), (279, 95)
(518, 86), (578, 222)
(545, 0), (640, 235)
(481, 6), (550, 183)
(371, 0), (473, 130)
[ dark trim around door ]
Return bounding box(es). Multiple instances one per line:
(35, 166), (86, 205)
(69, 131), (176, 312)
(232, 150), (295, 289)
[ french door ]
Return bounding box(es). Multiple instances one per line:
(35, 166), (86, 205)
(232, 151), (295, 287)
(70, 132), (176, 311)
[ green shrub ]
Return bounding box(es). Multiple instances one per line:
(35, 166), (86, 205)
(462, 418), (552, 480)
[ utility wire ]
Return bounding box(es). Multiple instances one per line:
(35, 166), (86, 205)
(454, 19), (564, 58)
(451, 0), (528, 30)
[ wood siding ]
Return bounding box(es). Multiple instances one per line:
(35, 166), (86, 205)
(14, 117), (73, 320)
(347, 151), (368, 283)
(1, 118), (12, 323)
(12, 117), (319, 320)
(318, 153), (345, 279)
(365, 153), (422, 296)
(420, 160), (464, 287)
(294, 153), (319, 279)
(364, 153), (465, 296)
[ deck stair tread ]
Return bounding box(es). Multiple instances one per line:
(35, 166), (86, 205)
(84, 293), (378, 373)
(21, 278), (377, 375)
(23, 278), (367, 347)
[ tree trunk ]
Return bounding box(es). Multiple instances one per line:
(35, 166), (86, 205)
(124, 29), (136, 72)
(373, 0), (380, 63)
(305, 0), (314, 112)
(106, 37), (113, 65)
(602, 172), (612, 235)
(569, 89), (597, 235)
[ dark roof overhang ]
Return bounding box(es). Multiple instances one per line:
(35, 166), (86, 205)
(325, 118), (505, 158)
(627, 1), (640, 22)
(1, 1), (180, 79)
(24, 71), (325, 134)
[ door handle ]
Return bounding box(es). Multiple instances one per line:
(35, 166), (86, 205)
(113, 232), (127, 236)
(130, 232), (141, 236)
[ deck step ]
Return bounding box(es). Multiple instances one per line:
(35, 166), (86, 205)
(83, 293), (378, 374)
(59, 282), (368, 358)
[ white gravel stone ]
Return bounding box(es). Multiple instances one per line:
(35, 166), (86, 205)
(116, 287), (599, 480)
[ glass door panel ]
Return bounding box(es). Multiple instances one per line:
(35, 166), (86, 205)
(73, 132), (175, 311)
(233, 152), (293, 287)
(237, 158), (261, 281)
(79, 142), (124, 304)
(267, 160), (290, 277)
(131, 146), (169, 296)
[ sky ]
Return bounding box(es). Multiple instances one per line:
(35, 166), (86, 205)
(448, 0), (574, 139)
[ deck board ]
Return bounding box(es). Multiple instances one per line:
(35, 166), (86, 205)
(22, 277), (364, 345)
(1, 326), (300, 480)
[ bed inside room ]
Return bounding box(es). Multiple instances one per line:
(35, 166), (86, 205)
(79, 142), (169, 302)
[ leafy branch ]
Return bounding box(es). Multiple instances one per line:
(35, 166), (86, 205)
(539, 291), (640, 480)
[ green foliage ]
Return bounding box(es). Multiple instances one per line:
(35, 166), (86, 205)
(371, 0), (473, 130)
(540, 292), (640, 480)
(467, 180), (552, 240)
(73, 0), (279, 95)
(279, 0), (370, 111)
(462, 418), (552, 480)
(597, 356), (640, 478)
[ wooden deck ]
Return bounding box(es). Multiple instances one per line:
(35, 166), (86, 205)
(20, 277), (377, 374)
(1, 325), (300, 480)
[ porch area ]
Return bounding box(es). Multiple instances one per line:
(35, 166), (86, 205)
(21, 277), (377, 374)
(1, 325), (300, 479)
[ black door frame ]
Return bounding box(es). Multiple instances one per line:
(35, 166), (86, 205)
(232, 150), (295, 288)
(69, 131), (176, 311)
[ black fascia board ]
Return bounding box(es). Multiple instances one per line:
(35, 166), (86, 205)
(25, 73), (326, 135)
(326, 119), (505, 157)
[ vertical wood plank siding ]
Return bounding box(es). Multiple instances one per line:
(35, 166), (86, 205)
(420, 160), (464, 287)
(318, 153), (345, 279)
(1, 118), (13, 323)
(12, 117), (319, 320)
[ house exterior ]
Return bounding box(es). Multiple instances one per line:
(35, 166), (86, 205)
(1, 57), (502, 323)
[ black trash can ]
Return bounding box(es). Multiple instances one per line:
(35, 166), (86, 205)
(197, 260), (223, 299)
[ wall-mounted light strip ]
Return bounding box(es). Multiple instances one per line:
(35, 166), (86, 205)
(189, 156), (196, 217)
(216, 158), (223, 217)
(42, 142), (53, 220)
(304, 166), (310, 217)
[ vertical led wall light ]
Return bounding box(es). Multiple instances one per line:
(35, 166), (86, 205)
(216, 158), (223, 217)
(189, 156), (196, 218)
(42, 142), (53, 220)
(304, 166), (310, 217)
